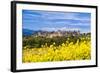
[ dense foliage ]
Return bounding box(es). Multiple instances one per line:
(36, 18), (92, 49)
(23, 33), (90, 48)
(22, 34), (91, 63)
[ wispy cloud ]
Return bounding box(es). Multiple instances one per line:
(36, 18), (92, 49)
(41, 27), (80, 31)
(22, 10), (91, 33)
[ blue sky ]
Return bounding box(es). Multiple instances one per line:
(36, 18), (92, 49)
(22, 10), (91, 33)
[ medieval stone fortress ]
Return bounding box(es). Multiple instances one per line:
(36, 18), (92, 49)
(34, 30), (81, 38)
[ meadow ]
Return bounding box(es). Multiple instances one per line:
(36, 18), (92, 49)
(22, 34), (91, 63)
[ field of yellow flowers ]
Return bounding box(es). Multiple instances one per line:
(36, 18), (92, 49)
(22, 37), (91, 63)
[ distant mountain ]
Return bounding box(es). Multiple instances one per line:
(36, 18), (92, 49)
(23, 29), (37, 36)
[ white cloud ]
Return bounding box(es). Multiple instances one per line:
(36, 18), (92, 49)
(41, 27), (80, 31)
